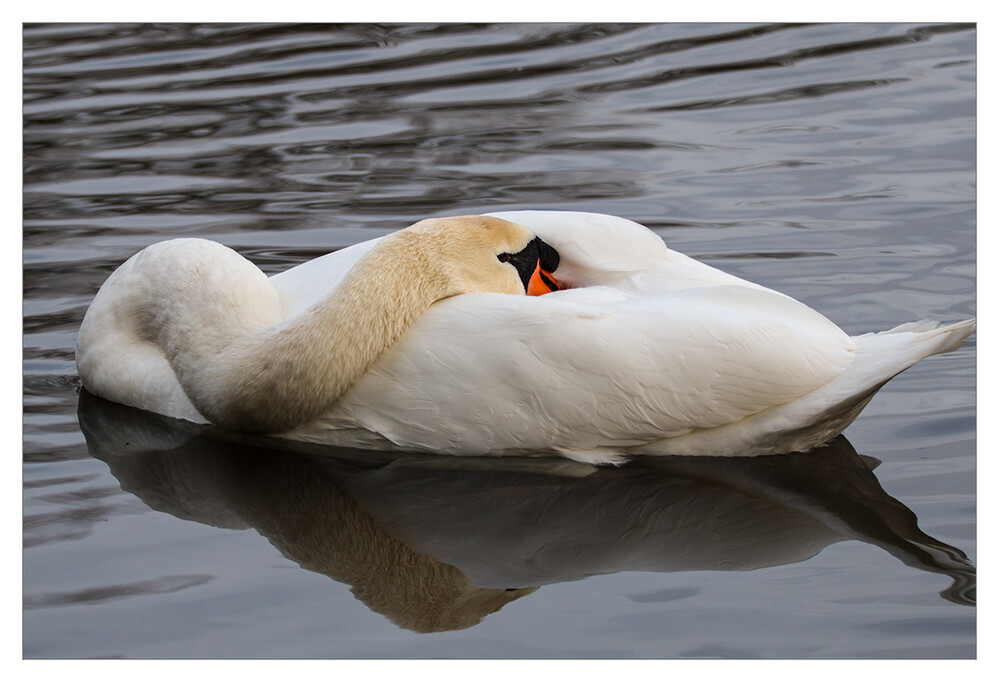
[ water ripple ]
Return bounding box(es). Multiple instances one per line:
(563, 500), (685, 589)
(24, 575), (213, 609)
(21, 22), (976, 658)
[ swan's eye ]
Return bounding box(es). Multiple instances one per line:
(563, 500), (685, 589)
(497, 253), (511, 263)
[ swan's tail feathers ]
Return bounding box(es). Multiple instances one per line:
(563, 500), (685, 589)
(766, 318), (973, 453)
(800, 317), (976, 447)
(865, 318), (976, 345)
(856, 318), (976, 369)
(633, 318), (974, 458)
(912, 318), (976, 356)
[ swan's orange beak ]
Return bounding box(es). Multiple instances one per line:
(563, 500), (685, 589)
(527, 262), (566, 296)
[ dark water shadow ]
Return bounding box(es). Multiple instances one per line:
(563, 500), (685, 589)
(77, 390), (975, 633)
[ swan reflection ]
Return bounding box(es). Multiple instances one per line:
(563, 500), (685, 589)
(78, 390), (975, 633)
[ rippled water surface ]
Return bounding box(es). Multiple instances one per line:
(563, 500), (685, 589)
(23, 23), (976, 658)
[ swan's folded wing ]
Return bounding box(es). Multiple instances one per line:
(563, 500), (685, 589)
(318, 285), (856, 455)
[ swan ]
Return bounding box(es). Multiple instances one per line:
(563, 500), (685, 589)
(76, 210), (975, 464)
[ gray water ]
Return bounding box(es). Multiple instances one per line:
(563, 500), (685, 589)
(23, 23), (976, 659)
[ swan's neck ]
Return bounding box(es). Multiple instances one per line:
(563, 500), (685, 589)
(165, 233), (451, 433)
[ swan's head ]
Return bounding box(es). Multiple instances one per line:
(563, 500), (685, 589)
(399, 215), (565, 297)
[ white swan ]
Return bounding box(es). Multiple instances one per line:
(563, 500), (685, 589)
(76, 211), (975, 464)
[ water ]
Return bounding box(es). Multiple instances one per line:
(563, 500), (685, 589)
(22, 23), (976, 659)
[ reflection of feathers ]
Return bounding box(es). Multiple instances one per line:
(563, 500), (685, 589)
(228, 454), (537, 634)
(80, 392), (975, 633)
